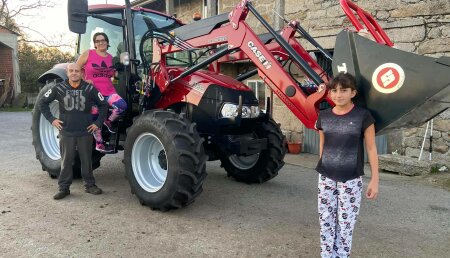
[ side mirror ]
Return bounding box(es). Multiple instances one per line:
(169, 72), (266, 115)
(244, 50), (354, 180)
(68, 0), (88, 34)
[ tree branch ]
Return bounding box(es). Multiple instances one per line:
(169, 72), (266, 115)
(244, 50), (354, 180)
(9, 1), (55, 19)
(18, 25), (51, 41)
(19, 39), (72, 48)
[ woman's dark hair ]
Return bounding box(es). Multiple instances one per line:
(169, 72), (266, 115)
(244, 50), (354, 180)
(328, 72), (357, 91)
(92, 32), (110, 49)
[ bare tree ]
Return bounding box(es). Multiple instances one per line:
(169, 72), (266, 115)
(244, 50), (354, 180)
(0, 0), (73, 48)
(1, 0), (54, 32)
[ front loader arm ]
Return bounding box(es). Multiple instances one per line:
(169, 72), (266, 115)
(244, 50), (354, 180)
(162, 21), (322, 127)
(339, 0), (393, 46)
(229, 21), (316, 127)
(152, 1), (328, 128)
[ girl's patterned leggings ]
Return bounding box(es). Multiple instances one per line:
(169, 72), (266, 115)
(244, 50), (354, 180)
(318, 174), (362, 258)
(91, 93), (127, 144)
(91, 93), (127, 122)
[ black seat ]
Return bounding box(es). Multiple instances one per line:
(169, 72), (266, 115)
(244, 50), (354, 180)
(171, 13), (230, 41)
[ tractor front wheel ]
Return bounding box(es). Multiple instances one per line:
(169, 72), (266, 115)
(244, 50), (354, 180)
(219, 119), (287, 183)
(124, 110), (207, 211)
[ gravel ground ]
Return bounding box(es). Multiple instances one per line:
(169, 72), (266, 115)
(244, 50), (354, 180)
(0, 111), (449, 257)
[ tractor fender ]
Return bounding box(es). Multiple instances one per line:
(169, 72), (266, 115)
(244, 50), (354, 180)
(37, 63), (69, 84)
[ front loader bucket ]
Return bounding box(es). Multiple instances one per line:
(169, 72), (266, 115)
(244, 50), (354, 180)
(332, 31), (450, 134)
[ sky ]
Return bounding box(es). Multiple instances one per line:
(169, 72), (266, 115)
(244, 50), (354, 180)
(10, 0), (126, 52)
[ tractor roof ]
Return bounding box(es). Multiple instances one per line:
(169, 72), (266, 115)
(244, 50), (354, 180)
(88, 4), (183, 24)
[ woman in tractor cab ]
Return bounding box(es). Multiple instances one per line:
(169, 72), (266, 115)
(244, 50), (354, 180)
(77, 32), (127, 153)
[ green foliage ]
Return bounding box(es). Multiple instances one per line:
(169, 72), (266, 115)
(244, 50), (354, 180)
(18, 43), (73, 93)
(430, 166), (440, 174)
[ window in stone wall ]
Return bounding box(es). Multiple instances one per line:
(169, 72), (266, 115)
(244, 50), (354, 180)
(203, 0), (220, 18)
(313, 50), (333, 78)
(247, 80), (265, 110)
(311, 50), (333, 110)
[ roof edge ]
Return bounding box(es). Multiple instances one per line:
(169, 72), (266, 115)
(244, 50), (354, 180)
(131, 0), (159, 7)
(0, 25), (20, 36)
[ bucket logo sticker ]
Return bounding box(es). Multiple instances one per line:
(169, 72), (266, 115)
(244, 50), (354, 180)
(372, 63), (405, 94)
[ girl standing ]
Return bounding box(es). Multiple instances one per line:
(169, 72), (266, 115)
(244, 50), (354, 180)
(315, 73), (379, 258)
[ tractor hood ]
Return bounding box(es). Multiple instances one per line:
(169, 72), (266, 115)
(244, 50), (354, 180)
(167, 67), (252, 92)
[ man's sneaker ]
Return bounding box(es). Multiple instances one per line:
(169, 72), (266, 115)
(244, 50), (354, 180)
(96, 143), (115, 154)
(85, 185), (103, 195)
(103, 120), (117, 133)
(53, 190), (70, 200)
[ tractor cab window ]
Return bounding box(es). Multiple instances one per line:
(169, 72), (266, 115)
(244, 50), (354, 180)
(78, 12), (125, 62)
(133, 11), (181, 78)
(78, 12), (125, 96)
(166, 47), (212, 67)
(247, 80), (266, 110)
(134, 11), (210, 72)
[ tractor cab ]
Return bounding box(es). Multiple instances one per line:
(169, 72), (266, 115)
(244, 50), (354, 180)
(69, 0), (182, 116)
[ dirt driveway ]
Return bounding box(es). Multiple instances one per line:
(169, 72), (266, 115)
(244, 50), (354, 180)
(0, 111), (449, 257)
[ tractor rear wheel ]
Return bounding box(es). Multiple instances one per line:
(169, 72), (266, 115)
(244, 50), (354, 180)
(124, 110), (207, 211)
(31, 82), (103, 179)
(219, 119), (287, 183)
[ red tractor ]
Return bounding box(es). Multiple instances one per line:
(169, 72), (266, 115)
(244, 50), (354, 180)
(32, 0), (449, 211)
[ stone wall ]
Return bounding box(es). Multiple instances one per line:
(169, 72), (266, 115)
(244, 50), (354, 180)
(402, 111), (450, 165)
(172, 0), (203, 24)
(221, 0), (276, 34)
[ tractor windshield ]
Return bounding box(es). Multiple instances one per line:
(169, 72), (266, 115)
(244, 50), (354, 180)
(133, 10), (181, 77)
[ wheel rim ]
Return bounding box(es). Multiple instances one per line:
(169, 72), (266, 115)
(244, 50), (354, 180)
(132, 133), (168, 193)
(229, 153), (260, 170)
(39, 102), (60, 160)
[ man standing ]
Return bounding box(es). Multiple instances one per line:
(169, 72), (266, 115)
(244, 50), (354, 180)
(39, 63), (109, 200)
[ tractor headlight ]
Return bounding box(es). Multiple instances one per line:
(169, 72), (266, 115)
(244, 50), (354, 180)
(220, 103), (260, 118)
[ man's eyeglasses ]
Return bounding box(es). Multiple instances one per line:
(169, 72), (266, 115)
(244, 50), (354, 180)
(95, 39), (107, 44)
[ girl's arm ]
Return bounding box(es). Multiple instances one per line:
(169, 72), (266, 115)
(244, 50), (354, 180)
(76, 50), (88, 68)
(318, 130), (324, 158)
(364, 124), (379, 199)
(76, 51), (92, 84)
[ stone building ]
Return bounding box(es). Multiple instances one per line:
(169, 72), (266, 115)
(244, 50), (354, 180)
(131, 0), (450, 164)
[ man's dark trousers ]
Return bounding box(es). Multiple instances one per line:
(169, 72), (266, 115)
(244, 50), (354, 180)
(59, 134), (95, 191)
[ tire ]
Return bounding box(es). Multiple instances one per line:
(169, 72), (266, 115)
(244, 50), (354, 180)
(31, 81), (103, 179)
(124, 110), (207, 211)
(219, 119), (287, 183)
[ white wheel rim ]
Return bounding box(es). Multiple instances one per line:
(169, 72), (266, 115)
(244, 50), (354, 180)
(132, 133), (168, 192)
(229, 153), (260, 170)
(39, 101), (60, 160)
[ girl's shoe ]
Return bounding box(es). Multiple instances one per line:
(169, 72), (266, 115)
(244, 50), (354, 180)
(96, 143), (114, 153)
(103, 120), (117, 133)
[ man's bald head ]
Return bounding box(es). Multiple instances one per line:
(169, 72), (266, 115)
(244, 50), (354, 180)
(67, 63), (82, 83)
